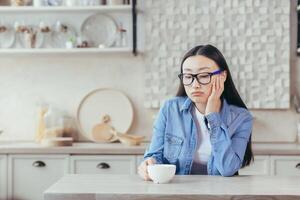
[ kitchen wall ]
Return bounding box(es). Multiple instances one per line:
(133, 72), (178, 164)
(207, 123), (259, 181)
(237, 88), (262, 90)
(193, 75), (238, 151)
(0, 0), (299, 142)
(0, 54), (154, 141)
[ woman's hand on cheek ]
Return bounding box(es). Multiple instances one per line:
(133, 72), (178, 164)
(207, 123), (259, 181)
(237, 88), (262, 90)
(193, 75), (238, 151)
(205, 76), (225, 115)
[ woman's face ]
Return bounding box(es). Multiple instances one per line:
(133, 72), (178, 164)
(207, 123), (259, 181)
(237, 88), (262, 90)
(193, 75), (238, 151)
(182, 55), (226, 105)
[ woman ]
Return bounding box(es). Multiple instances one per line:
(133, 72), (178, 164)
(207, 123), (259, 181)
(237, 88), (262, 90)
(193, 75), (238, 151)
(138, 44), (253, 178)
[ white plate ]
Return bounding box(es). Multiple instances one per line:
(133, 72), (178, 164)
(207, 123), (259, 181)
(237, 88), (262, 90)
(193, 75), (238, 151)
(0, 25), (15, 48)
(81, 14), (118, 47)
(77, 88), (134, 142)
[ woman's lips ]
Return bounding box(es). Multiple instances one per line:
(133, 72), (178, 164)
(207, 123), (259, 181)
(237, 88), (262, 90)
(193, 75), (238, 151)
(191, 92), (204, 96)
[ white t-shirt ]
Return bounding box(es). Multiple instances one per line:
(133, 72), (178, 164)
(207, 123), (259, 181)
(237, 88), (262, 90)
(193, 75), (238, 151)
(192, 106), (212, 164)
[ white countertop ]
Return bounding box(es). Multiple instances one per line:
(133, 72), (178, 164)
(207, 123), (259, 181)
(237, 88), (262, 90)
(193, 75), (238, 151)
(0, 141), (148, 154)
(44, 174), (300, 200)
(1, 141), (300, 155)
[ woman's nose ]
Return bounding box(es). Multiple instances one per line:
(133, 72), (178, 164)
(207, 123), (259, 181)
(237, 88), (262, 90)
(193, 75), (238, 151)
(191, 78), (201, 88)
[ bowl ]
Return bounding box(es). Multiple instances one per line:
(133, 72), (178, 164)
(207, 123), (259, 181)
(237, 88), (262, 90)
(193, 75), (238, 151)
(147, 164), (176, 184)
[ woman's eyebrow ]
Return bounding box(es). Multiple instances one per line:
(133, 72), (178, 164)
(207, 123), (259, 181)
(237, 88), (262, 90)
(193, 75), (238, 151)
(183, 67), (211, 71)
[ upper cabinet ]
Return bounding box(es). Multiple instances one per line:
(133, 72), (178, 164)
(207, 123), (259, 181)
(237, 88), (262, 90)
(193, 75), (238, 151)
(0, 0), (138, 55)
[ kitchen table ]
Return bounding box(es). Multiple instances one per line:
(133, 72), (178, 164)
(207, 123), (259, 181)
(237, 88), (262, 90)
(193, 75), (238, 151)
(44, 174), (300, 200)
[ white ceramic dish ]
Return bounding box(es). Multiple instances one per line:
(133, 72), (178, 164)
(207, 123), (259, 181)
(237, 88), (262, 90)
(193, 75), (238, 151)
(81, 13), (118, 47)
(77, 88), (134, 142)
(147, 164), (176, 184)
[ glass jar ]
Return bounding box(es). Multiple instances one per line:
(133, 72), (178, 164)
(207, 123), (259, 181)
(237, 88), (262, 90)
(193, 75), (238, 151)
(43, 107), (64, 138)
(60, 115), (77, 138)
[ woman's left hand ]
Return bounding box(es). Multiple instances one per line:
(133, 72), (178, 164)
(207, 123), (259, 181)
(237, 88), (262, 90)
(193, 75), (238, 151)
(205, 75), (225, 115)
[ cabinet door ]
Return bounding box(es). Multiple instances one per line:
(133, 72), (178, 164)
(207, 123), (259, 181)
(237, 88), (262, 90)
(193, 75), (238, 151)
(0, 155), (7, 200)
(239, 155), (270, 175)
(70, 155), (136, 175)
(8, 154), (69, 200)
(271, 156), (300, 176)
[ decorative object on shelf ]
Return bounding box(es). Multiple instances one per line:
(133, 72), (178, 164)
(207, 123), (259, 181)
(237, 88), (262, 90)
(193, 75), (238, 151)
(39, 21), (51, 33)
(106, 0), (123, 5)
(51, 21), (77, 48)
(81, 13), (118, 48)
(46, 0), (63, 6)
(33, 0), (47, 6)
(65, 36), (76, 48)
(77, 88), (134, 142)
(10, 0), (32, 6)
(64, 0), (77, 6)
(76, 36), (89, 48)
(116, 23), (127, 47)
(0, 24), (15, 48)
(79, 0), (100, 6)
(14, 22), (44, 48)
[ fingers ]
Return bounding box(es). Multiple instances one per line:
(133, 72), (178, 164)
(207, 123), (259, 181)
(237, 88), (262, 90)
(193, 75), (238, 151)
(216, 75), (220, 91)
(138, 161), (151, 181)
(138, 158), (156, 181)
(212, 76), (216, 93)
(147, 158), (156, 165)
(220, 76), (225, 91)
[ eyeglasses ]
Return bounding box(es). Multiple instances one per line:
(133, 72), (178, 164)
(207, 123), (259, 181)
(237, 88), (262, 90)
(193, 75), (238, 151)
(178, 70), (223, 86)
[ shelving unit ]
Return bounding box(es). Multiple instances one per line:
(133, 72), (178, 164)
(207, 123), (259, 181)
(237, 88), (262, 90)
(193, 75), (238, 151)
(0, 47), (132, 54)
(0, 5), (132, 12)
(0, 1), (138, 55)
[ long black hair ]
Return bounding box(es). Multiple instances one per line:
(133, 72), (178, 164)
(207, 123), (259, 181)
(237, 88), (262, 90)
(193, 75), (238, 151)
(176, 44), (253, 167)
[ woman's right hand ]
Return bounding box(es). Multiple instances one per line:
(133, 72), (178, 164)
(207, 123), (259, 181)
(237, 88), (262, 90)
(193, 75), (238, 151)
(138, 157), (156, 181)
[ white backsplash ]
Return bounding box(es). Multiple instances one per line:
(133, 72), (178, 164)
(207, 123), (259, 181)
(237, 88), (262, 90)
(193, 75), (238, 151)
(0, 54), (154, 141)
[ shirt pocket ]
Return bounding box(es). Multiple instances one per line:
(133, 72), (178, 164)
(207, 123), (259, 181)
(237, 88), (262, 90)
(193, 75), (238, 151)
(164, 133), (184, 162)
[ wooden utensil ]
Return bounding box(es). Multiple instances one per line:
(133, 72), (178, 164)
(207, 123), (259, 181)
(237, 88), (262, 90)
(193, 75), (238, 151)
(110, 129), (145, 146)
(91, 115), (114, 142)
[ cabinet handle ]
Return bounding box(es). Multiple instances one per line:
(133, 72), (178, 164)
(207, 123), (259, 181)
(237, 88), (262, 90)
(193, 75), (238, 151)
(97, 162), (110, 169)
(296, 163), (300, 169)
(32, 161), (46, 168)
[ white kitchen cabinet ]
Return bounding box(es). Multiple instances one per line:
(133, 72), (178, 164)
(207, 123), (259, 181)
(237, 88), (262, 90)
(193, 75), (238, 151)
(239, 155), (270, 175)
(0, 155), (7, 200)
(271, 156), (300, 176)
(8, 154), (69, 200)
(70, 155), (136, 175)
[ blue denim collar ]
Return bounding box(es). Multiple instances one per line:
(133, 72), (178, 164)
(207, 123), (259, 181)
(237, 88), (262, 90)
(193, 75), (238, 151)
(180, 96), (229, 119)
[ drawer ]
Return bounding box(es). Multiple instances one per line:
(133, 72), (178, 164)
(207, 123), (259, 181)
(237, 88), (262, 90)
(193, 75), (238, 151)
(271, 156), (300, 176)
(8, 154), (69, 200)
(0, 155), (7, 200)
(239, 155), (270, 175)
(70, 155), (136, 175)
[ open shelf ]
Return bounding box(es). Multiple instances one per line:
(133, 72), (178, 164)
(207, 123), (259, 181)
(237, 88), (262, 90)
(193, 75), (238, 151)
(0, 47), (132, 55)
(0, 5), (132, 12)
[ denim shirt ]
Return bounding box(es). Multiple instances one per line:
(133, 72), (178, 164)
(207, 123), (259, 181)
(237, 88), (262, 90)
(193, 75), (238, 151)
(144, 96), (253, 177)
